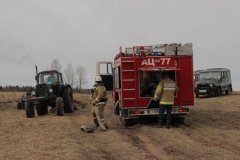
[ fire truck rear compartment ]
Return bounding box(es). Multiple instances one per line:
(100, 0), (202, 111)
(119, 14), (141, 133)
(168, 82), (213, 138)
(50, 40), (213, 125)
(139, 70), (176, 97)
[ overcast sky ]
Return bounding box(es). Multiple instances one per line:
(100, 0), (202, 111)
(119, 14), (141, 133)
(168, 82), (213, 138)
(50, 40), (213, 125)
(0, 0), (240, 90)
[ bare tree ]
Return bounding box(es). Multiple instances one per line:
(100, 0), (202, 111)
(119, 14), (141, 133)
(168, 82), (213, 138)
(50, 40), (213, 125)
(76, 65), (88, 92)
(51, 59), (62, 72)
(46, 59), (62, 72)
(64, 63), (75, 87)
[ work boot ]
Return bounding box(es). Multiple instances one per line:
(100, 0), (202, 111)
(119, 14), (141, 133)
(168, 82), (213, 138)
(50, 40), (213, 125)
(166, 120), (171, 129)
(156, 120), (162, 128)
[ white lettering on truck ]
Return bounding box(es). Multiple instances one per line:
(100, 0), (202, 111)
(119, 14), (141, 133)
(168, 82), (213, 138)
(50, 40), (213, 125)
(141, 58), (155, 66)
(160, 58), (171, 65)
(141, 58), (171, 66)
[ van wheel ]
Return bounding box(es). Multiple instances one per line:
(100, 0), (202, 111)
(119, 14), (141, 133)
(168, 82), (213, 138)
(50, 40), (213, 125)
(215, 87), (221, 96)
(225, 86), (231, 95)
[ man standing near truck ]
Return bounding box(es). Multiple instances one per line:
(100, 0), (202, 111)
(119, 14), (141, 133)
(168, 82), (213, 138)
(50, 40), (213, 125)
(153, 72), (178, 129)
(91, 75), (108, 129)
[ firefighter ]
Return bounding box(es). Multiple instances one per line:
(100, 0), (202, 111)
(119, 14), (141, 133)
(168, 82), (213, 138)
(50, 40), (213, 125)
(91, 75), (108, 129)
(31, 91), (36, 98)
(47, 74), (57, 83)
(153, 72), (178, 129)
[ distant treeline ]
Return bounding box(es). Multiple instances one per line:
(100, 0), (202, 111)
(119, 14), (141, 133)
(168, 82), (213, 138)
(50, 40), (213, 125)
(0, 85), (91, 94)
(0, 86), (35, 92)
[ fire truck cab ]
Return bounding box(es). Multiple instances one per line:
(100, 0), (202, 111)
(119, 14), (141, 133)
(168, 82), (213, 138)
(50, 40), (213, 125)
(96, 43), (194, 126)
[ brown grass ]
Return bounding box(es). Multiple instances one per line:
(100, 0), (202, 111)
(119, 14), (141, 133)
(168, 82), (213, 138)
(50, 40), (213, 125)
(0, 92), (240, 160)
(0, 92), (26, 102)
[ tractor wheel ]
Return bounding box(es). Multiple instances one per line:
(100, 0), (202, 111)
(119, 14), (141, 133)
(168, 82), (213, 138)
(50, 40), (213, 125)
(25, 101), (35, 118)
(17, 101), (23, 109)
(36, 101), (48, 116)
(56, 97), (64, 116)
(63, 87), (74, 113)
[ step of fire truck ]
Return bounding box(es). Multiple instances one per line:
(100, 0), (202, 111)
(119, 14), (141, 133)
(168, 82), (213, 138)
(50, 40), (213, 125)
(121, 58), (136, 107)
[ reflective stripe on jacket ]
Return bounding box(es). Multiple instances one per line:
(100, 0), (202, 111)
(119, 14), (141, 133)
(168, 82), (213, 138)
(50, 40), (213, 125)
(154, 78), (178, 105)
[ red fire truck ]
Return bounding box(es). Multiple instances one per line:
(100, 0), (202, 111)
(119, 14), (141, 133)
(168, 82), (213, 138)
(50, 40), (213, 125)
(96, 43), (194, 126)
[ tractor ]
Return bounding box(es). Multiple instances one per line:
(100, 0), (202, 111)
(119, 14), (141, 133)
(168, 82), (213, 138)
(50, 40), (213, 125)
(25, 66), (74, 118)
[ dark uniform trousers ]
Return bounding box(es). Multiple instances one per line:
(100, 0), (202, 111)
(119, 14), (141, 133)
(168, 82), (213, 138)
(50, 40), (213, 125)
(159, 104), (172, 122)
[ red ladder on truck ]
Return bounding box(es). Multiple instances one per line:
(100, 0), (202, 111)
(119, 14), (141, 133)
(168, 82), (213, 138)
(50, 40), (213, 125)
(121, 46), (151, 108)
(121, 57), (136, 107)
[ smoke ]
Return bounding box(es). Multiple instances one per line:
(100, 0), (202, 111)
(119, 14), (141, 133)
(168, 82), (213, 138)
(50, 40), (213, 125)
(19, 52), (35, 66)
(0, 43), (35, 67)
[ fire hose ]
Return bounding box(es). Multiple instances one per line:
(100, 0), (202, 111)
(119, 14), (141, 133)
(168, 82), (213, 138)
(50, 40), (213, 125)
(80, 100), (119, 133)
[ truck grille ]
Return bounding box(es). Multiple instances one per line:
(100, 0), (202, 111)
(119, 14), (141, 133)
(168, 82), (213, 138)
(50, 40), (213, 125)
(197, 84), (210, 88)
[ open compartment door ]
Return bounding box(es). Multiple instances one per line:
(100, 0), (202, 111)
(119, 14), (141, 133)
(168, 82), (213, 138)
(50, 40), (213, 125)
(96, 61), (113, 91)
(138, 68), (180, 97)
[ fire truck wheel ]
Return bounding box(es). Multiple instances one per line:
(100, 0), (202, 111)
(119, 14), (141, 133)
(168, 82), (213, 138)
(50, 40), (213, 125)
(195, 94), (199, 98)
(119, 110), (133, 126)
(56, 97), (64, 116)
(63, 87), (74, 113)
(114, 101), (120, 115)
(25, 101), (35, 118)
(173, 117), (185, 125)
(120, 116), (132, 126)
(114, 108), (119, 115)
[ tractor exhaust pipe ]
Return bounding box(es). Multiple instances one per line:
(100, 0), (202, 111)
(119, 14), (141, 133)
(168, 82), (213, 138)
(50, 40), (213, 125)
(35, 65), (38, 75)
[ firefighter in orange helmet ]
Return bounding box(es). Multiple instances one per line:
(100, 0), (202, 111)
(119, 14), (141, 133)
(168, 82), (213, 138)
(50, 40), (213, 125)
(153, 72), (179, 129)
(91, 75), (108, 129)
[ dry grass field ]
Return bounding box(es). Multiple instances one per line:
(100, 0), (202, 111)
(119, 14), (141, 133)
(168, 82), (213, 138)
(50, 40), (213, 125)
(0, 91), (240, 160)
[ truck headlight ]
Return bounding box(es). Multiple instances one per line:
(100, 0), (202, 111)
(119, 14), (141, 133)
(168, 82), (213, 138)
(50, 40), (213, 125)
(49, 89), (53, 92)
(209, 83), (213, 87)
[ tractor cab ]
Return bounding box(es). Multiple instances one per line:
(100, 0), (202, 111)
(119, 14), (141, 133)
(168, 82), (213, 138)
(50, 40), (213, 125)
(36, 71), (62, 85)
(35, 70), (64, 98)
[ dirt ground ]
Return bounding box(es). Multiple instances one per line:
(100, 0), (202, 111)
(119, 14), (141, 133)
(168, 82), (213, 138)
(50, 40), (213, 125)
(0, 91), (240, 160)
